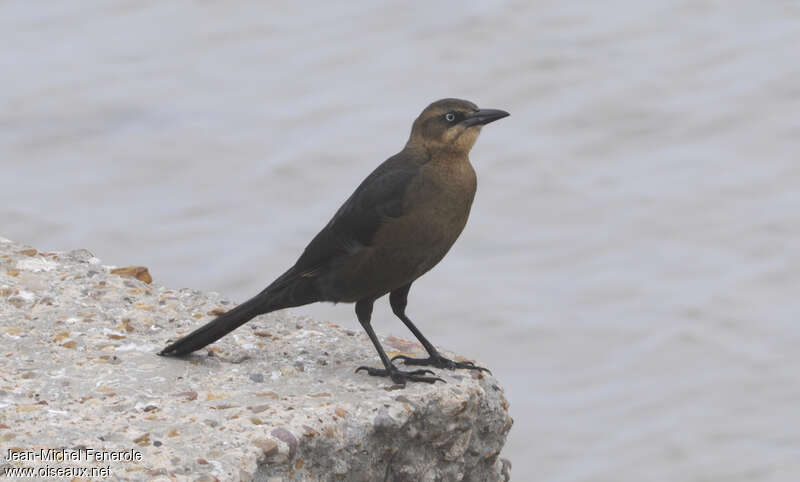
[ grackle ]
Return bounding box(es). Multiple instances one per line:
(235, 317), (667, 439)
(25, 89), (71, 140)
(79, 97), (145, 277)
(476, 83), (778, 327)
(159, 98), (509, 385)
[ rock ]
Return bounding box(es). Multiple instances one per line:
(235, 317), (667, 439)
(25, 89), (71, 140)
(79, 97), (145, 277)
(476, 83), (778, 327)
(253, 438), (278, 457)
(0, 238), (512, 480)
(109, 266), (153, 284)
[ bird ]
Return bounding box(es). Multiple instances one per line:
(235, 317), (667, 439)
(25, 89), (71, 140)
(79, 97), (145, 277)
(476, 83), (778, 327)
(159, 98), (509, 385)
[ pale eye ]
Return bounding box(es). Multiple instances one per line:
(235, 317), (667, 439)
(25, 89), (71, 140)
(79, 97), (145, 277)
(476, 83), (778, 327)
(445, 112), (456, 122)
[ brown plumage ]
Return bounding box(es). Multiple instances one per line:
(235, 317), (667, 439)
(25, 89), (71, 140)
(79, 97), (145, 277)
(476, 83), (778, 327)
(159, 98), (509, 385)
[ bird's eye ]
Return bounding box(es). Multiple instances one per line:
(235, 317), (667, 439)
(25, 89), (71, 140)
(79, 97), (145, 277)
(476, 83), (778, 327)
(445, 112), (456, 122)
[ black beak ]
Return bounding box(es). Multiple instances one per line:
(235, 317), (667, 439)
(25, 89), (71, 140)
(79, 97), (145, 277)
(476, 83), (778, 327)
(461, 108), (510, 127)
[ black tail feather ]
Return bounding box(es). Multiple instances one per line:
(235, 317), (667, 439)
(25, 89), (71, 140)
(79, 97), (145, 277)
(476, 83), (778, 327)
(159, 267), (322, 357)
(158, 294), (269, 356)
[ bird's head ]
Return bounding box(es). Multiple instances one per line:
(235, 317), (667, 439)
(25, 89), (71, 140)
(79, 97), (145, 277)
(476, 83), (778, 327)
(407, 98), (509, 155)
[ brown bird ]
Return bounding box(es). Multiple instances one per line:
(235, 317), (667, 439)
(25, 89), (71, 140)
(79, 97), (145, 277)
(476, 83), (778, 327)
(159, 98), (509, 385)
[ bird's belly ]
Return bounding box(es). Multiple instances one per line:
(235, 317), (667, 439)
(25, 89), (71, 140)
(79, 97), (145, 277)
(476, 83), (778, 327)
(330, 202), (471, 301)
(386, 215), (463, 271)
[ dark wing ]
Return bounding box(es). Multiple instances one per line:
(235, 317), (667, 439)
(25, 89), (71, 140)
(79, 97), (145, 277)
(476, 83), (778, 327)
(294, 151), (421, 273)
(262, 150), (423, 291)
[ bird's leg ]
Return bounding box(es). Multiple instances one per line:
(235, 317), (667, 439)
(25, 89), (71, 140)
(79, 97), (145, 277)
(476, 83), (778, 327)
(389, 285), (490, 373)
(354, 299), (444, 385)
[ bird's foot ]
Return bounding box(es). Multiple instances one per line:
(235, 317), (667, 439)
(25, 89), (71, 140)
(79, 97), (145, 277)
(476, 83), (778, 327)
(355, 365), (444, 385)
(391, 353), (491, 373)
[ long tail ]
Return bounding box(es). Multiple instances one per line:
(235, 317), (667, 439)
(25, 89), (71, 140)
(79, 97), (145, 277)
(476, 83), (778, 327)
(158, 292), (271, 356)
(158, 265), (322, 357)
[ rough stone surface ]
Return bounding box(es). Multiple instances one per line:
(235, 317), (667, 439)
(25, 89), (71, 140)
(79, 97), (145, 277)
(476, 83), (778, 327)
(0, 237), (512, 481)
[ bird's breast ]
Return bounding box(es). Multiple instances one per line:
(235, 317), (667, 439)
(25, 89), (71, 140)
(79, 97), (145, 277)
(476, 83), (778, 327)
(321, 159), (477, 301)
(375, 159), (477, 275)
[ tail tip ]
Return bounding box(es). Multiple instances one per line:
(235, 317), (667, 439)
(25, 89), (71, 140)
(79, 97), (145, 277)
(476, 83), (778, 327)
(158, 342), (181, 357)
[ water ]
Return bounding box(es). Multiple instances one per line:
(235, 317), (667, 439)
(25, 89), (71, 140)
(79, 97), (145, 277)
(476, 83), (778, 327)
(3, 1), (800, 480)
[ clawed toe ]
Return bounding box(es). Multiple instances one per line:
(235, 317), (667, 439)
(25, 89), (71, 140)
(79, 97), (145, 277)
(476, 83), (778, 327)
(452, 360), (491, 373)
(391, 354), (491, 374)
(355, 365), (444, 385)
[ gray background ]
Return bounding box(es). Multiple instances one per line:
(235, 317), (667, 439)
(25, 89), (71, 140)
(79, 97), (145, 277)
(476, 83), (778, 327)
(3, 1), (799, 480)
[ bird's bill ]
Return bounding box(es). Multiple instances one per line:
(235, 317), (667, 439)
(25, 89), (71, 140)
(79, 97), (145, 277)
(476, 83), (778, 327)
(461, 108), (510, 127)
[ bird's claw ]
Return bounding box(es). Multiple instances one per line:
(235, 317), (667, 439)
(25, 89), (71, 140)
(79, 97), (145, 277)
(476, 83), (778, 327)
(391, 354), (491, 374)
(355, 365), (444, 385)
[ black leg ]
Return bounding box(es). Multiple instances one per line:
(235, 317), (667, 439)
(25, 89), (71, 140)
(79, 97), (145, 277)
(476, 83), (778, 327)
(389, 284), (490, 373)
(354, 298), (443, 385)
